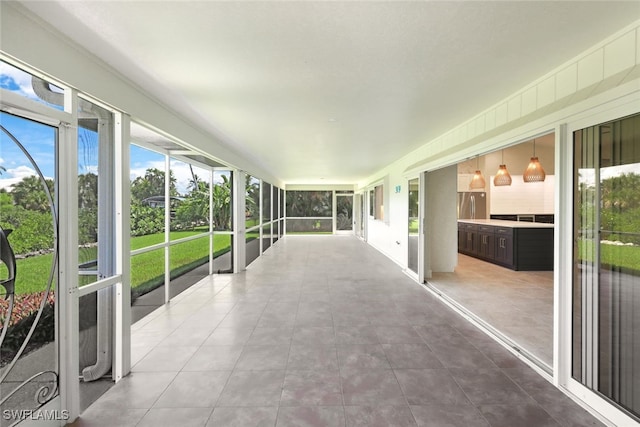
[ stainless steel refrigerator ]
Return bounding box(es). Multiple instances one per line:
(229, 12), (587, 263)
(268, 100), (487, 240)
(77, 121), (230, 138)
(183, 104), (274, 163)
(457, 192), (487, 219)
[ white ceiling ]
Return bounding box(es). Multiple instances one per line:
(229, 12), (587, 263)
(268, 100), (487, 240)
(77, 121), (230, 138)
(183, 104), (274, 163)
(17, 1), (640, 184)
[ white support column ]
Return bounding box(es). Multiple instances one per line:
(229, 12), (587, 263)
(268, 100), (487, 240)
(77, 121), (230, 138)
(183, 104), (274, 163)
(418, 172), (427, 283)
(332, 191), (337, 234)
(209, 169), (214, 276)
(164, 154), (171, 304)
(283, 189), (287, 235)
(234, 170), (246, 273)
(58, 92), (80, 422)
(113, 113), (131, 381)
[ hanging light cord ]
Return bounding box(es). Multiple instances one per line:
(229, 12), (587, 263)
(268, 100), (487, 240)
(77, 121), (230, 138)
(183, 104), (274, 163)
(533, 139), (536, 157)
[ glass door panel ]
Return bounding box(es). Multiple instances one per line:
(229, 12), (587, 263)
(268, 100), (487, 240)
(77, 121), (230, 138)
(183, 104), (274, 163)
(408, 178), (419, 274)
(573, 113), (640, 419)
(0, 112), (59, 419)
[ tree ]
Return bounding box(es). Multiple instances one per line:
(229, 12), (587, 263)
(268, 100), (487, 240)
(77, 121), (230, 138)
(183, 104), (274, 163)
(212, 174), (231, 230)
(78, 173), (98, 209)
(600, 172), (640, 244)
(10, 175), (54, 212)
(245, 175), (260, 222)
(174, 172), (210, 229)
(286, 191), (332, 217)
(130, 168), (177, 202)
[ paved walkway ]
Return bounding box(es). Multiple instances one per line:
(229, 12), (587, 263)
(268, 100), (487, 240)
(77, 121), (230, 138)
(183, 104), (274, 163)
(71, 236), (605, 427)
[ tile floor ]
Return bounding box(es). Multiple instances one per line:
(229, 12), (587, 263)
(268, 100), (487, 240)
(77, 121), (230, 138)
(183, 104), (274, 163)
(428, 254), (554, 366)
(71, 236), (605, 427)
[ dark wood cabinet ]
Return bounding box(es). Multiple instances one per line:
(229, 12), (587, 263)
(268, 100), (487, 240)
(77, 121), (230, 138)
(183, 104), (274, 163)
(458, 223), (478, 255)
(494, 227), (514, 267)
(477, 225), (495, 260)
(458, 221), (552, 271)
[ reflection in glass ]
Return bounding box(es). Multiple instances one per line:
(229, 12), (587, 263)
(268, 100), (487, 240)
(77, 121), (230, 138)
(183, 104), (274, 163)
(573, 113), (640, 418)
(408, 178), (419, 274)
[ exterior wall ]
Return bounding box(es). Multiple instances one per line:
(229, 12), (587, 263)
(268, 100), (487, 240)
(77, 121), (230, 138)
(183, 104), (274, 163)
(359, 20), (640, 269)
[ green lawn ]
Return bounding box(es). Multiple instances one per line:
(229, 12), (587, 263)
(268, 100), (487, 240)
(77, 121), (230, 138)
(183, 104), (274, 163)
(578, 240), (640, 274)
(8, 234), (638, 296)
(9, 230), (231, 295)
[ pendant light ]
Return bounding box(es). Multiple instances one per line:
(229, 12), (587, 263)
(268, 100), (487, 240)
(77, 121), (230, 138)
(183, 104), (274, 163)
(469, 156), (486, 190)
(523, 139), (546, 182)
(493, 149), (512, 186)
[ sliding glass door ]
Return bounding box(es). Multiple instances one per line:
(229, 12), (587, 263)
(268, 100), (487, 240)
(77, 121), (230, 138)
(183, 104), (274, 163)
(573, 113), (640, 419)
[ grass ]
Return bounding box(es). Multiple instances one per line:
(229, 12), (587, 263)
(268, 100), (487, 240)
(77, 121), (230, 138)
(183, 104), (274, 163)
(578, 240), (640, 274)
(9, 233), (637, 296)
(8, 230), (231, 295)
(131, 234), (231, 297)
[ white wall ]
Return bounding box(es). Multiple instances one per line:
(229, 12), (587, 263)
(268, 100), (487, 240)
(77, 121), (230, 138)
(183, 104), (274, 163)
(358, 20), (640, 268)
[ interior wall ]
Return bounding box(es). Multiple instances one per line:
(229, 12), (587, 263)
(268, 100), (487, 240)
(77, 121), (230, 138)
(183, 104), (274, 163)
(426, 165), (458, 275)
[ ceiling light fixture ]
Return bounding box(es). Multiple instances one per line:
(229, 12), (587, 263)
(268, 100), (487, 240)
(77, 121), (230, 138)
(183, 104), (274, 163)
(523, 139), (546, 182)
(493, 149), (512, 186)
(469, 156), (486, 190)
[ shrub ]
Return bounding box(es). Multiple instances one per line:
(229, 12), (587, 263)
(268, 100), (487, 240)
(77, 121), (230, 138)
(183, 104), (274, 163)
(0, 206), (54, 254)
(130, 203), (164, 236)
(0, 291), (55, 355)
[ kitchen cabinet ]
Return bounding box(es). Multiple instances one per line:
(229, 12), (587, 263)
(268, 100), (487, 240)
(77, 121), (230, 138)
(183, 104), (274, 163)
(477, 225), (495, 260)
(458, 222), (478, 255)
(458, 220), (553, 271)
(494, 227), (513, 266)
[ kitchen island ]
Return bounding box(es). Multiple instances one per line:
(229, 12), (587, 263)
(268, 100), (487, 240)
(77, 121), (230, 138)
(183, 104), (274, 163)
(458, 219), (554, 271)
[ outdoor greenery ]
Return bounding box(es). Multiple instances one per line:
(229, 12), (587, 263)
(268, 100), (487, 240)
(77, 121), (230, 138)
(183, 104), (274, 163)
(285, 191), (333, 233)
(0, 166), (237, 300)
(286, 190), (332, 217)
(579, 173), (640, 245)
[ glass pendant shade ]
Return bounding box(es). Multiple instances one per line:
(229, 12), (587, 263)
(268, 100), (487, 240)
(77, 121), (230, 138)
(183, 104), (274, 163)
(493, 164), (512, 186)
(523, 157), (546, 182)
(469, 170), (486, 189)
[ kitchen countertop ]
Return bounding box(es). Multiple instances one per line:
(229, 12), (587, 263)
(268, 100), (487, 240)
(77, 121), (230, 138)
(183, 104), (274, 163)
(458, 219), (554, 228)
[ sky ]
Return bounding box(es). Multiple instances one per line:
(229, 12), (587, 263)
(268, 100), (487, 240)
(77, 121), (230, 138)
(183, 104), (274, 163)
(1, 60), (228, 195)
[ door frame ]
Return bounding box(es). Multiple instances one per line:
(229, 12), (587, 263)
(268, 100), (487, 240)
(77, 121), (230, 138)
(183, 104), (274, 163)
(558, 97), (640, 427)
